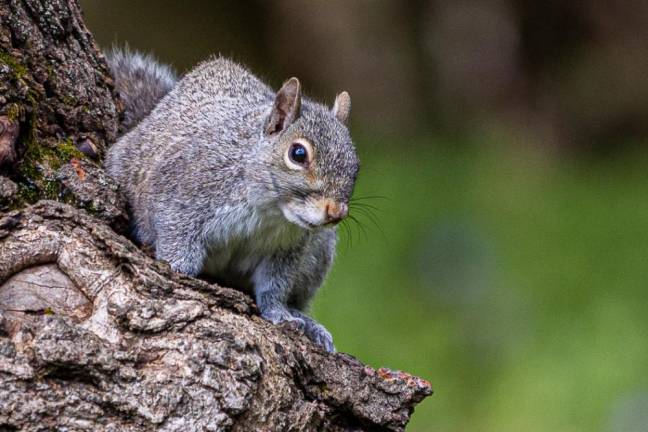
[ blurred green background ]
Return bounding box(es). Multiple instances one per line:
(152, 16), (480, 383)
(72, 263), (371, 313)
(81, 1), (648, 431)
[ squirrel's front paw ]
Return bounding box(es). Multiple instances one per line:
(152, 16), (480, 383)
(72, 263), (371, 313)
(260, 307), (335, 352)
(261, 307), (306, 331)
(290, 309), (335, 353)
(305, 322), (335, 353)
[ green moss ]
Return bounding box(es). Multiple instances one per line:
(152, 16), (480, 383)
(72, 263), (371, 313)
(16, 182), (39, 203)
(60, 94), (77, 106)
(56, 138), (85, 161)
(0, 50), (27, 79)
(17, 127), (42, 182)
(318, 383), (330, 397)
(21, 137), (84, 173)
(1, 59), (85, 209)
(14, 133), (85, 205)
(84, 201), (99, 214)
(42, 178), (61, 199)
(5, 103), (23, 121)
(3, 58), (85, 207)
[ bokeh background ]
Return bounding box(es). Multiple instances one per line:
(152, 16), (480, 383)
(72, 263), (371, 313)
(80, 1), (648, 431)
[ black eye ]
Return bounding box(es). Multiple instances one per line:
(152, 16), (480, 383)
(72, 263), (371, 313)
(289, 143), (308, 165)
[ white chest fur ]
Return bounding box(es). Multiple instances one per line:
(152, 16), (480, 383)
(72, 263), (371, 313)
(201, 203), (304, 280)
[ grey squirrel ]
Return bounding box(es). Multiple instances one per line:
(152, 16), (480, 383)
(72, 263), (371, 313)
(105, 48), (359, 352)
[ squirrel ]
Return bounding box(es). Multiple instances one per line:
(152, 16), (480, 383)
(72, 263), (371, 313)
(104, 48), (359, 352)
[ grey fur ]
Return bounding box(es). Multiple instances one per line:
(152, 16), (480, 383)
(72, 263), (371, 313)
(105, 54), (359, 352)
(106, 47), (178, 132)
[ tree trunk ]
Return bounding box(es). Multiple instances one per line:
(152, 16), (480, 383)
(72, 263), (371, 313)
(0, 1), (432, 431)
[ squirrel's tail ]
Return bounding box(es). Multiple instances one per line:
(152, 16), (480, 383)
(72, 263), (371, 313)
(106, 46), (178, 133)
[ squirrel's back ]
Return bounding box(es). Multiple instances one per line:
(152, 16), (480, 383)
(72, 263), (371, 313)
(105, 53), (276, 243)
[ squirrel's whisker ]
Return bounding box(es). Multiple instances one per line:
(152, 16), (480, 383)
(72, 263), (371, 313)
(350, 202), (381, 213)
(350, 206), (387, 242)
(352, 206), (381, 228)
(339, 219), (353, 251)
(347, 214), (368, 241)
(350, 195), (387, 202)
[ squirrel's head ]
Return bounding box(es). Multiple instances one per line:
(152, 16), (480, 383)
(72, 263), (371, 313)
(259, 77), (359, 230)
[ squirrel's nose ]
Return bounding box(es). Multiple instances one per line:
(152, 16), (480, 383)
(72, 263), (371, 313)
(324, 201), (348, 225)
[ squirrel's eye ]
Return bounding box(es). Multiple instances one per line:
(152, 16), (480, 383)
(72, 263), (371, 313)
(285, 140), (313, 170)
(290, 144), (308, 164)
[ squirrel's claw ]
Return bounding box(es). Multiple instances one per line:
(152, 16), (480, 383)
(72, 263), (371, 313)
(289, 308), (336, 353)
(260, 306), (335, 352)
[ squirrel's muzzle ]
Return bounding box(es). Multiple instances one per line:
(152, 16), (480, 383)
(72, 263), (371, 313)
(324, 200), (348, 225)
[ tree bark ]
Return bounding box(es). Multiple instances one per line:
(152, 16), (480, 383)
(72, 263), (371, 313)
(0, 1), (432, 431)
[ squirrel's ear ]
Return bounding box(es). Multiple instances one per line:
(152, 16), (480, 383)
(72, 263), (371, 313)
(265, 77), (301, 135)
(332, 91), (351, 125)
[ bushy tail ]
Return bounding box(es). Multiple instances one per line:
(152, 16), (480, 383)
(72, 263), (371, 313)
(106, 46), (178, 133)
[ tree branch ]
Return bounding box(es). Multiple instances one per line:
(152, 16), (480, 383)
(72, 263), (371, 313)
(0, 1), (432, 430)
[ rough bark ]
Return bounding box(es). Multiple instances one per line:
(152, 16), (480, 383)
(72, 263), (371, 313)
(0, 1), (432, 431)
(0, 0), (121, 212)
